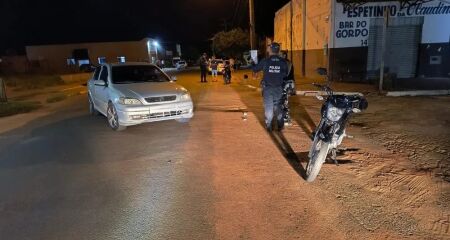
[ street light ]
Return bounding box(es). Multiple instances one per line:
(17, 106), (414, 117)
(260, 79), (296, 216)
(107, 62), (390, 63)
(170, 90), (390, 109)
(147, 40), (152, 63)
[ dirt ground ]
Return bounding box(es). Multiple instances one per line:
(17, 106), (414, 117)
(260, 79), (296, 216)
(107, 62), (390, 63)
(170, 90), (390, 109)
(0, 70), (448, 239)
(238, 71), (450, 239)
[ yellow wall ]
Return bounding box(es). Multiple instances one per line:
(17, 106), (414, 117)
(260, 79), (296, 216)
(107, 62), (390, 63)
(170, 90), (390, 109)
(275, 0), (331, 51)
(274, 0), (332, 77)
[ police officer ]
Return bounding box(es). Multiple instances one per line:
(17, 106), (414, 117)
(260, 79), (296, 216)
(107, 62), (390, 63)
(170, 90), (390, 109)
(252, 42), (288, 132)
(199, 53), (208, 83)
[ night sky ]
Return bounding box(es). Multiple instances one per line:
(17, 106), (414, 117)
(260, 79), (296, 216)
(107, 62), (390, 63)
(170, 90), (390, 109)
(0, 0), (290, 55)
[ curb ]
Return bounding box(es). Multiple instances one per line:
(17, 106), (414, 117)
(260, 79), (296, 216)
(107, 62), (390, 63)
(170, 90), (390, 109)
(386, 90), (450, 97)
(245, 84), (363, 96)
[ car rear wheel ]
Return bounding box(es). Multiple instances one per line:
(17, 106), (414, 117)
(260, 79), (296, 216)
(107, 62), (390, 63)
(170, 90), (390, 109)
(107, 102), (126, 131)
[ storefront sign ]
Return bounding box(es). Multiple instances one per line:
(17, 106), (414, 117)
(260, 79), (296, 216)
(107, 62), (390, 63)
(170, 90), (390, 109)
(334, 0), (450, 48)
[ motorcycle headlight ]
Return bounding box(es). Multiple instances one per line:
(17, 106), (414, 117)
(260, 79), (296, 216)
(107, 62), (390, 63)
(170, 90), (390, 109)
(118, 97), (142, 105)
(326, 105), (345, 122)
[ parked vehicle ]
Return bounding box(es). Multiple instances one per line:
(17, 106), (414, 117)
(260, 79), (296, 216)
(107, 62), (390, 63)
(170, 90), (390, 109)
(306, 68), (368, 182)
(282, 79), (296, 125)
(88, 62), (194, 131)
(222, 61), (232, 84)
(176, 60), (188, 69)
(172, 57), (181, 66)
(208, 59), (225, 74)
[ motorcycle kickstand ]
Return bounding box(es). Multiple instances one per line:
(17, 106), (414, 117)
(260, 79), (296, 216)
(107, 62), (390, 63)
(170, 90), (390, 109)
(331, 149), (339, 166)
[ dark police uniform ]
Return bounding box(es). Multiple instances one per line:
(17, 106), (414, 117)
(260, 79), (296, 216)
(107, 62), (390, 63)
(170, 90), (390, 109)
(252, 55), (288, 131)
(199, 55), (208, 83)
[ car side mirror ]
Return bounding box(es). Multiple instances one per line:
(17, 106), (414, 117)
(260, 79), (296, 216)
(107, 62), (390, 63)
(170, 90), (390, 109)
(171, 76), (177, 81)
(93, 79), (107, 86)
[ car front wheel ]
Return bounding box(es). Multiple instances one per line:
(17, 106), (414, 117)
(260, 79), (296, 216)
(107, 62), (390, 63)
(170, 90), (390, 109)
(107, 102), (126, 131)
(176, 118), (191, 123)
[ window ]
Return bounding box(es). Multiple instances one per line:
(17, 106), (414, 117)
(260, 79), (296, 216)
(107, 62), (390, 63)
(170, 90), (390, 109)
(78, 59), (90, 66)
(93, 67), (101, 80)
(67, 58), (76, 66)
(98, 57), (106, 64)
(99, 66), (108, 82)
(72, 48), (89, 60)
(117, 56), (126, 63)
(111, 65), (170, 84)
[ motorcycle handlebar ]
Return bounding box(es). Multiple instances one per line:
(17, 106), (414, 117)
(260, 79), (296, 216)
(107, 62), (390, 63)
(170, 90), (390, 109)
(312, 83), (333, 95)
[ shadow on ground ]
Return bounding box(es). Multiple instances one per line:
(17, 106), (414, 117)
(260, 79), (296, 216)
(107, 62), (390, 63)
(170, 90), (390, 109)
(231, 83), (318, 180)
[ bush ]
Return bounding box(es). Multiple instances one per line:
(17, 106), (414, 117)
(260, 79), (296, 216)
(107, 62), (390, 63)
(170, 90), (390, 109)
(0, 101), (41, 117)
(4, 74), (65, 90)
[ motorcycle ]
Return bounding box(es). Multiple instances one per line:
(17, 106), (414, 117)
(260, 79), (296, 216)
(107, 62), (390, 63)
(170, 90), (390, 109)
(306, 68), (368, 182)
(222, 62), (232, 84)
(282, 79), (296, 125)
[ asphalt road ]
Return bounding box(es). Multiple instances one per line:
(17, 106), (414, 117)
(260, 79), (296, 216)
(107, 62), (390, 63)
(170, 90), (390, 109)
(0, 72), (216, 240)
(1, 70), (448, 240)
(0, 71), (335, 240)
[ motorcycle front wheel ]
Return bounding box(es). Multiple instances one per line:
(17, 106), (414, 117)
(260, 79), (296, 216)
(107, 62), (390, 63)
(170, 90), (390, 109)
(306, 138), (330, 182)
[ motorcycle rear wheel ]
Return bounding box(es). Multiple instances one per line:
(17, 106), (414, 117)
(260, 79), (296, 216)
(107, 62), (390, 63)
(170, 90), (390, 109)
(306, 139), (330, 182)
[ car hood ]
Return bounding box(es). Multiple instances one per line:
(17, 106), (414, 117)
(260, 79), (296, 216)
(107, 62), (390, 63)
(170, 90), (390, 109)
(113, 82), (185, 99)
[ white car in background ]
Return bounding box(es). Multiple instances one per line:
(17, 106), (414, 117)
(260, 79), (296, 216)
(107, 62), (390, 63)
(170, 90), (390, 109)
(176, 60), (188, 69)
(88, 62), (194, 131)
(208, 59), (225, 74)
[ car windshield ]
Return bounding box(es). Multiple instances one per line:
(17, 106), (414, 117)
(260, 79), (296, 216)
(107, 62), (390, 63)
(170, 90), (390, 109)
(112, 65), (170, 84)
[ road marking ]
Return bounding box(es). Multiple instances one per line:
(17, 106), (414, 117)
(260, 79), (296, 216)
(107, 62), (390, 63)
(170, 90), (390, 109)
(62, 86), (84, 91)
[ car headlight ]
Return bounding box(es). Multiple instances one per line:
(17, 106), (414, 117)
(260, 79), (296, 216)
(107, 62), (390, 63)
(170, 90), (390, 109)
(180, 92), (191, 101)
(118, 97), (142, 105)
(326, 105), (345, 122)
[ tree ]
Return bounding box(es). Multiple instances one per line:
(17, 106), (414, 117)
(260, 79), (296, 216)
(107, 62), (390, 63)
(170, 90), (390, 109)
(182, 45), (201, 62)
(212, 28), (249, 57)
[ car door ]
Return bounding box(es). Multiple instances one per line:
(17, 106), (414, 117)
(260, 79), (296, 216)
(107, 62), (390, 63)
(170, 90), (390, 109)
(94, 66), (110, 114)
(88, 66), (101, 101)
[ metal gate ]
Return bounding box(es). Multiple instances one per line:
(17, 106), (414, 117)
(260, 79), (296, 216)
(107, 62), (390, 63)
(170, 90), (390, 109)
(367, 17), (424, 79)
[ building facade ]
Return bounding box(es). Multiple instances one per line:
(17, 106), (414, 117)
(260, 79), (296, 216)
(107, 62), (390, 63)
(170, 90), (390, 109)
(274, 0), (450, 88)
(25, 38), (157, 73)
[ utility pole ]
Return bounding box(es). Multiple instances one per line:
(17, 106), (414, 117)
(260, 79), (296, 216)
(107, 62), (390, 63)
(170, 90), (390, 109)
(379, 7), (390, 92)
(249, 0), (256, 50)
(302, 0), (306, 77)
(290, 1), (293, 61)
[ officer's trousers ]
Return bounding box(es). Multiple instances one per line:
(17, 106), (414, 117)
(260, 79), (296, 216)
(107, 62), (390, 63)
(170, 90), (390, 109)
(200, 68), (207, 82)
(262, 87), (283, 130)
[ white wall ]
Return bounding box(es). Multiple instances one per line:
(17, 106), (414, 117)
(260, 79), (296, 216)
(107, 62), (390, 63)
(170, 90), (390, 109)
(333, 0), (450, 48)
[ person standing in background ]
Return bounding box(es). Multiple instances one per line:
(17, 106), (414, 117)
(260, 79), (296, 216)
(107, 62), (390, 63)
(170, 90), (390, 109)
(211, 59), (218, 82)
(199, 53), (208, 83)
(229, 57), (235, 72)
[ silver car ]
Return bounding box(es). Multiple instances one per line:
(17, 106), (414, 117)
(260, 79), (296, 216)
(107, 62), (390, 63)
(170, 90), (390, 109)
(88, 62), (194, 131)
